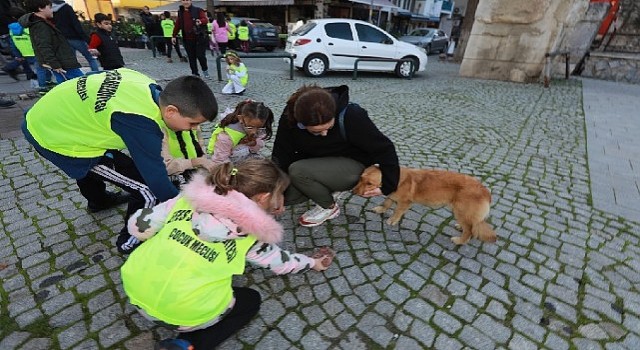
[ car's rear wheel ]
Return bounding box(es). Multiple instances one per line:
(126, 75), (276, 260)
(303, 54), (328, 77)
(395, 57), (418, 78)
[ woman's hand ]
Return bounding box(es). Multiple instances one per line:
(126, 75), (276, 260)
(361, 187), (383, 198)
(240, 135), (257, 147)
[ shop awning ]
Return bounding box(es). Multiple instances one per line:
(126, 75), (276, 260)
(349, 0), (399, 12)
(410, 14), (440, 22)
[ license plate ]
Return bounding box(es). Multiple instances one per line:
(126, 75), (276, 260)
(265, 32), (276, 37)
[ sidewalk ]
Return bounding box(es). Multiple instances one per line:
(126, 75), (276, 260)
(583, 78), (640, 222)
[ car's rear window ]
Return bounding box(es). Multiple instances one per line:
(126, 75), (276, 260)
(292, 22), (316, 36)
(251, 22), (275, 29)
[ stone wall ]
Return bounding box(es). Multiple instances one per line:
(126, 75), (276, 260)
(459, 0), (589, 83)
(581, 52), (640, 84)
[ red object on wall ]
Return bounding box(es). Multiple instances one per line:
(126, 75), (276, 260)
(591, 0), (620, 38)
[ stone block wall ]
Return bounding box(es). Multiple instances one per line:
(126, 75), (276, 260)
(581, 52), (640, 84)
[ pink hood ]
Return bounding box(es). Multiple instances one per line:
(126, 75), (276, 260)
(181, 173), (283, 244)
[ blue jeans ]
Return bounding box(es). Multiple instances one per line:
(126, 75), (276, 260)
(67, 38), (99, 72)
(33, 59), (53, 88)
(52, 68), (84, 84)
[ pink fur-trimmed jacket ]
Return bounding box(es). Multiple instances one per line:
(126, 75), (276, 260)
(127, 173), (316, 274)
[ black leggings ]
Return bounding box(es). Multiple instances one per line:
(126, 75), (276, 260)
(183, 38), (208, 75)
(178, 287), (261, 349)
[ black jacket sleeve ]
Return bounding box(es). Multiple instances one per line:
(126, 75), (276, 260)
(344, 105), (400, 195)
(271, 113), (297, 173)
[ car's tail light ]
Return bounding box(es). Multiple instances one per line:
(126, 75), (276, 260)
(294, 38), (312, 46)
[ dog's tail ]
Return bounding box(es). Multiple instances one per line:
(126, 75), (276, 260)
(472, 221), (497, 243)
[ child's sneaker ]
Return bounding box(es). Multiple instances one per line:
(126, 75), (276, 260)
(202, 71), (210, 79)
(299, 204), (340, 227)
(116, 233), (141, 255)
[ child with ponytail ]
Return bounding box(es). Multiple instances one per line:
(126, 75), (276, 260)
(121, 159), (334, 349)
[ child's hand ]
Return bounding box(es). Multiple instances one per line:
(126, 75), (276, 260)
(311, 247), (335, 271)
(240, 135), (257, 147)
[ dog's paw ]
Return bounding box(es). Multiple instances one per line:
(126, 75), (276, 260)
(386, 217), (400, 225)
(372, 206), (387, 214)
(454, 223), (462, 231)
(451, 236), (468, 245)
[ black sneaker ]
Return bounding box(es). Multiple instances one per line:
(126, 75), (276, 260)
(0, 98), (16, 108)
(116, 233), (142, 255)
(155, 338), (193, 350)
(87, 191), (130, 213)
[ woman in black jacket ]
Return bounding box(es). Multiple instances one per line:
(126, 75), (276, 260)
(271, 85), (400, 227)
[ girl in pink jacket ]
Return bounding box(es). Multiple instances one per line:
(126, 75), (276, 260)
(212, 12), (229, 54)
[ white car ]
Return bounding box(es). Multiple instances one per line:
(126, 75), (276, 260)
(285, 19), (428, 78)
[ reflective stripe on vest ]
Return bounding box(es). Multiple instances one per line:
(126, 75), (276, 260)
(26, 68), (164, 158)
(10, 28), (34, 57)
(121, 197), (257, 326)
(237, 26), (249, 41)
(168, 129), (200, 159)
(161, 19), (175, 37)
(206, 124), (246, 154)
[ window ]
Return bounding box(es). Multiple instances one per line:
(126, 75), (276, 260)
(324, 23), (353, 41)
(355, 24), (392, 44)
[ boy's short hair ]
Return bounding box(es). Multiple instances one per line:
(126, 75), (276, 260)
(159, 76), (218, 122)
(163, 11), (171, 18)
(24, 0), (52, 13)
(94, 13), (109, 23)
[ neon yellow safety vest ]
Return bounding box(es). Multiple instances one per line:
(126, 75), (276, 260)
(228, 63), (248, 86)
(227, 21), (236, 40)
(10, 27), (34, 57)
(26, 68), (165, 158)
(207, 22), (212, 35)
(121, 197), (257, 326)
(237, 26), (249, 41)
(206, 124), (245, 154)
(167, 129), (200, 159)
(161, 19), (175, 38)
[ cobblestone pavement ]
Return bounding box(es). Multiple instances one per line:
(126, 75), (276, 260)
(1, 49), (639, 350)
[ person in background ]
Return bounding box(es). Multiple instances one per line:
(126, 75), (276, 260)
(221, 50), (248, 95)
(160, 11), (186, 63)
(140, 5), (154, 42)
(4, 6), (37, 84)
(51, 0), (99, 72)
(226, 15), (237, 50)
(19, 0), (84, 83)
(212, 12), (229, 55)
(237, 19), (249, 53)
(172, 0), (209, 78)
(121, 159), (334, 350)
(88, 13), (124, 70)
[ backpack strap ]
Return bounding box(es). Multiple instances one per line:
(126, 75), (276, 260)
(338, 102), (358, 142)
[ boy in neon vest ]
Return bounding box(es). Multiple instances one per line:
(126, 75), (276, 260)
(121, 159), (334, 349)
(161, 11), (186, 63)
(237, 19), (249, 53)
(22, 69), (218, 254)
(3, 7), (38, 83)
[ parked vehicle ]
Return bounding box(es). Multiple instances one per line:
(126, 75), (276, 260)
(230, 17), (279, 52)
(400, 28), (449, 55)
(285, 19), (428, 78)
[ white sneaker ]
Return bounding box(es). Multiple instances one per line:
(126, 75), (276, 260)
(203, 71), (211, 79)
(299, 204), (340, 227)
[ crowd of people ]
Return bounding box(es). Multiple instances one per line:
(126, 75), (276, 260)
(4, 2), (403, 349)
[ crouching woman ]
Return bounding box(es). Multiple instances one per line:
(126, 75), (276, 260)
(120, 159), (332, 349)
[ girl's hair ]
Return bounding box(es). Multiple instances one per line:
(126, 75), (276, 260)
(219, 100), (275, 140)
(240, 20), (247, 26)
(216, 12), (226, 27)
(207, 159), (289, 211)
(285, 85), (336, 127)
(163, 11), (171, 18)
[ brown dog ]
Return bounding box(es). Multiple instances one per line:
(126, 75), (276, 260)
(352, 165), (496, 245)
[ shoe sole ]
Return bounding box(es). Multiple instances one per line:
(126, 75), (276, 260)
(298, 208), (340, 227)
